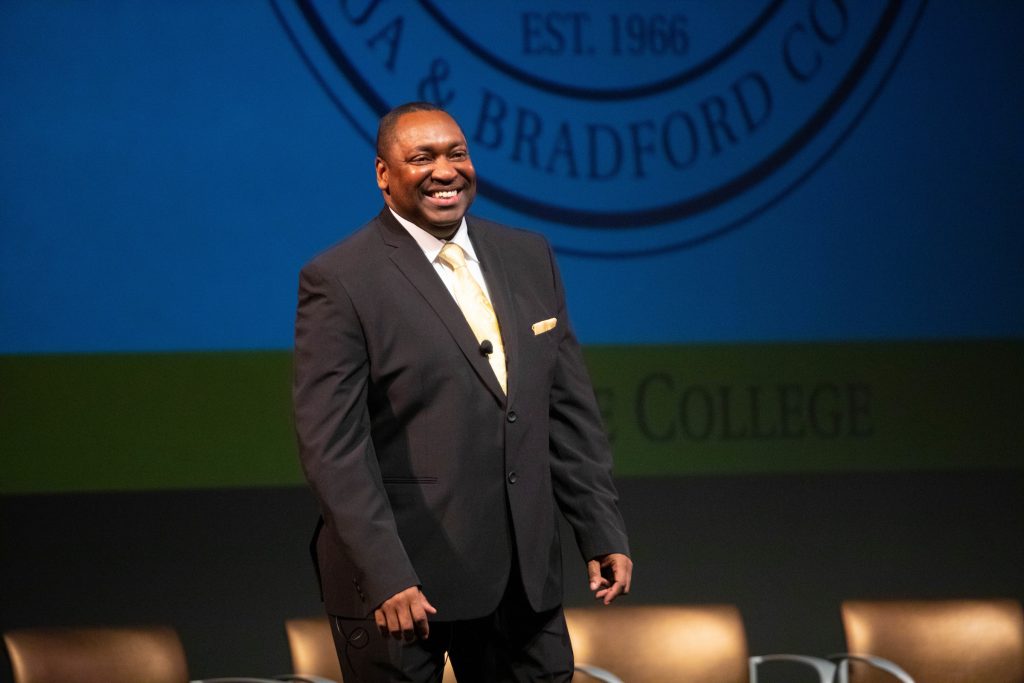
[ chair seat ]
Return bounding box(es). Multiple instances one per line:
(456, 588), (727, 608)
(3, 625), (189, 683)
(565, 605), (750, 683)
(840, 599), (1024, 683)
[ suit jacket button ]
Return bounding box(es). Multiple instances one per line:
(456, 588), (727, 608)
(507, 471), (518, 484)
(507, 411), (518, 423)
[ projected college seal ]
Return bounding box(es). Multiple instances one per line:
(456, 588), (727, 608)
(272, 0), (926, 257)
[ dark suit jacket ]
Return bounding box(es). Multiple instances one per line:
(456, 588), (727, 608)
(293, 208), (629, 620)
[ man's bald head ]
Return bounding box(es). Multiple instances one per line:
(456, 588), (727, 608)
(376, 101), (447, 158)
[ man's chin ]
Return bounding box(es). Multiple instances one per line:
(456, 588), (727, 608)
(425, 209), (467, 231)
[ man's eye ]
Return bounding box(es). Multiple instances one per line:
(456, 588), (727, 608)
(411, 156), (431, 164)
(450, 151), (467, 160)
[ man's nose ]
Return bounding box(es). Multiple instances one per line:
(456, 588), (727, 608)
(431, 158), (457, 181)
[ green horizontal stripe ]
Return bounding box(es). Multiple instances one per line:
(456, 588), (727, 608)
(1, 351), (300, 493)
(585, 340), (1023, 475)
(2, 340), (1021, 492)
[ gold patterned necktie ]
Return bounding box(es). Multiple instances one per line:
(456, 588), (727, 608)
(438, 242), (507, 394)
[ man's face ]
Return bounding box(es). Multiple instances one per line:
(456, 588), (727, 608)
(376, 110), (477, 239)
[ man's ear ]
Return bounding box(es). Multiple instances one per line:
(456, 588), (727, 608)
(375, 157), (389, 193)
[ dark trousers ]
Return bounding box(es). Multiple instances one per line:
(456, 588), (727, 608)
(329, 573), (574, 683)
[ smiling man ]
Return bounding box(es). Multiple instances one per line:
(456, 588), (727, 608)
(293, 102), (632, 682)
(374, 105), (475, 238)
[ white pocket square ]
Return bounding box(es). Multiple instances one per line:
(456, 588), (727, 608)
(532, 317), (557, 335)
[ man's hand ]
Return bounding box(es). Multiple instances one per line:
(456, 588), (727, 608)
(587, 553), (633, 605)
(374, 586), (437, 642)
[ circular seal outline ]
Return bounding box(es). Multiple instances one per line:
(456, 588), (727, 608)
(271, 0), (928, 258)
(416, 0), (785, 101)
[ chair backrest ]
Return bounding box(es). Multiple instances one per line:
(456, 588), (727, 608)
(284, 616), (456, 683)
(284, 617), (344, 682)
(841, 599), (1024, 683)
(3, 625), (189, 683)
(565, 605), (749, 683)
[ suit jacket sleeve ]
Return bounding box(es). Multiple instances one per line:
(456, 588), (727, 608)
(293, 259), (419, 610)
(542, 241), (631, 561)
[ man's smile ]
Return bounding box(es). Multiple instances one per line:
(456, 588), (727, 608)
(425, 188), (463, 206)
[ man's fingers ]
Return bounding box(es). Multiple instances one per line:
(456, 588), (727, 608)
(415, 618), (430, 640)
(610, 561), (631, 594)
(598, 580), (626, 604)
(588, 553), (634, 604)
(586, 559), (610, 591)
(603, 554), (634, 604)
(409, 602), (430, 640)
(385, 608), (402, 640)
(376, 586), (437, 641)
(594, 579), (623, 599)
(397, 606), (416, 642)
(418, 595), (438, 639)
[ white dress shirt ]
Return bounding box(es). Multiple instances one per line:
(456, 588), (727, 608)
(389, 208), (495, 303)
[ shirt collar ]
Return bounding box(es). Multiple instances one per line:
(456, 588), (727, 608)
(389, 208), (477, 265)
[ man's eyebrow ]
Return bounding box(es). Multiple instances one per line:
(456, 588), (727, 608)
(410, 141), (467, 152)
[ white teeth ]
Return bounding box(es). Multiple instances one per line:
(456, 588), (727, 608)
(432, 190), (457, 198)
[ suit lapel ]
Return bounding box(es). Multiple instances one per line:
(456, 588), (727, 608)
(376, 209), (507, 404)
(469, 217), (520, 403)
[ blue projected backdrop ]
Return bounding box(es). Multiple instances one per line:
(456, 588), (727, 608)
(2, 1), (1023, 492)
(2, 0), (1021, 353)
